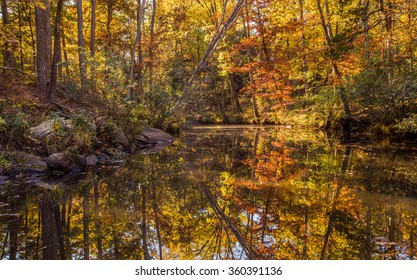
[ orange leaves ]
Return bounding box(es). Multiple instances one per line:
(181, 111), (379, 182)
(246, 66), (293, 100)
(230, 37), (258, 56)
(243, 142), (295, 186)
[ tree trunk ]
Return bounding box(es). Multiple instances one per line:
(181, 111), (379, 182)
(53, 204), (65, 259)
(23, 2), (36, 70)
(106, 1), (113, 57)
(200, 185), (259, 259)
(62, 28), (69, 80)
(320, 147), (351, 259)
(18, 7), (24, 71)
(141, 184), (151, 260)
(407, 0), (414, 73)
(34, 0), (52, 95)
(229, 73), (243, 114)
(298, 0), (310, 97)
(315, 0), (352, 133)
(149, 0), (156, 92)
(76, 0), (87, 90)
(1, 230), (8, 260)
(90, 0), (96, 58)
(89, 0), (96, 88)
(40, 192), (58, 260)
(129, 0), (145, 98)
(1, 0), (15, 69)
(94, 183), (103, 259)
(187, 0), (245, 86)
(363, 0), (371, 66)
(83, 189), (90, 260)
(243, 1), (260, 123)
(152, 185), (163, 260)
(380, 0), (394, 81)
(49, 0), (64, 99)
(8, 197), (19, 260)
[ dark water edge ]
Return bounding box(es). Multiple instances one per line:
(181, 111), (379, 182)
(1, 125), (417, 260)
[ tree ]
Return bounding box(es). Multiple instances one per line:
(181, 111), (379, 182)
(1, 0), (16, 69)
(315, 0), (352, 132)
(34, 0), (52, 95)
(90, 0), (96, 58)
(149, 0), (156, 93)
(50, 0), (64, 99)
(129, 0), (146, 98)
(76, 0), (87, 90)
(187, 0), (246, 86)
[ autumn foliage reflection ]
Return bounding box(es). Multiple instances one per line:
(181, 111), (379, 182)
(1, 127), (417, 259)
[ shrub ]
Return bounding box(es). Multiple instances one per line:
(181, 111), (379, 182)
(0, 112), (30, 148)
(71, 113), (97, 153)
(394, 114), (417, 134)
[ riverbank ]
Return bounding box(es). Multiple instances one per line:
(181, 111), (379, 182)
(0, 75), (175, 178)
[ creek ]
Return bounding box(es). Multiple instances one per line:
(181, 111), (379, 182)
(1, 125), (417, 259)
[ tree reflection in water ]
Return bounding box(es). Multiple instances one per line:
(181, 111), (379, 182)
(1, 126), (417, 259)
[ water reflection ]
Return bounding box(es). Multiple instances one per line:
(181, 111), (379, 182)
(1, 126), (417, 260)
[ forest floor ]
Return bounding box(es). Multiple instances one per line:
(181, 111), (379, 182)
(0, 73), (112, 127)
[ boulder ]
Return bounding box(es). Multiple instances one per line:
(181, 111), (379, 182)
(46, 153), (72, 170)
(30, 117), (72, 140)
(111, 125), (130, 148)
(9, 151), (48, 174)
(46, 153), (86, 171)
(135, 127), (175, 145)
(85, 154), (98, 166)
(96, 152), (110, 164)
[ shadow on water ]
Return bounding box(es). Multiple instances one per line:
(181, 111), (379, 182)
(1, 125), (417, 259)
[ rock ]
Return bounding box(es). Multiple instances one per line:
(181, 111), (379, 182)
(34, 180), (64, 190)
(30, 117), (72, 140)
(85, 154), (98, 166)
(111, 126), (130, 148)
(46, 153), (72, 170)
(135, 127), (175, 145)
(105, 147), (129, 160)
(134, 134), (151, 144)
(0, 175), (9, 185)
(9, 151), (48, 174)
(46, 153), (86, 171)
(75, 155), (87, 169)
(107, 159), (126, 166)
(96, 153), (110, 164)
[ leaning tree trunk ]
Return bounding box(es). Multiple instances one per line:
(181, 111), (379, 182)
(187, 0), (246, 86)
(315, 0), (352, 134)
(171, 0), (246, 113)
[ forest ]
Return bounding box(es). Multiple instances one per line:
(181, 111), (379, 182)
(0, 0), (416, 137)
(1, 0), (417, 261)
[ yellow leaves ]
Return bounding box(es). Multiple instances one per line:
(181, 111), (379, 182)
(34, 0), (47, 10)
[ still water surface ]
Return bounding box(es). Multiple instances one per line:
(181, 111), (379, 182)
(1, 126), (417, 260)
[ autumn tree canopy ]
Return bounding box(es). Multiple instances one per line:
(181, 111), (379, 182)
(1, 0), (417, 135)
